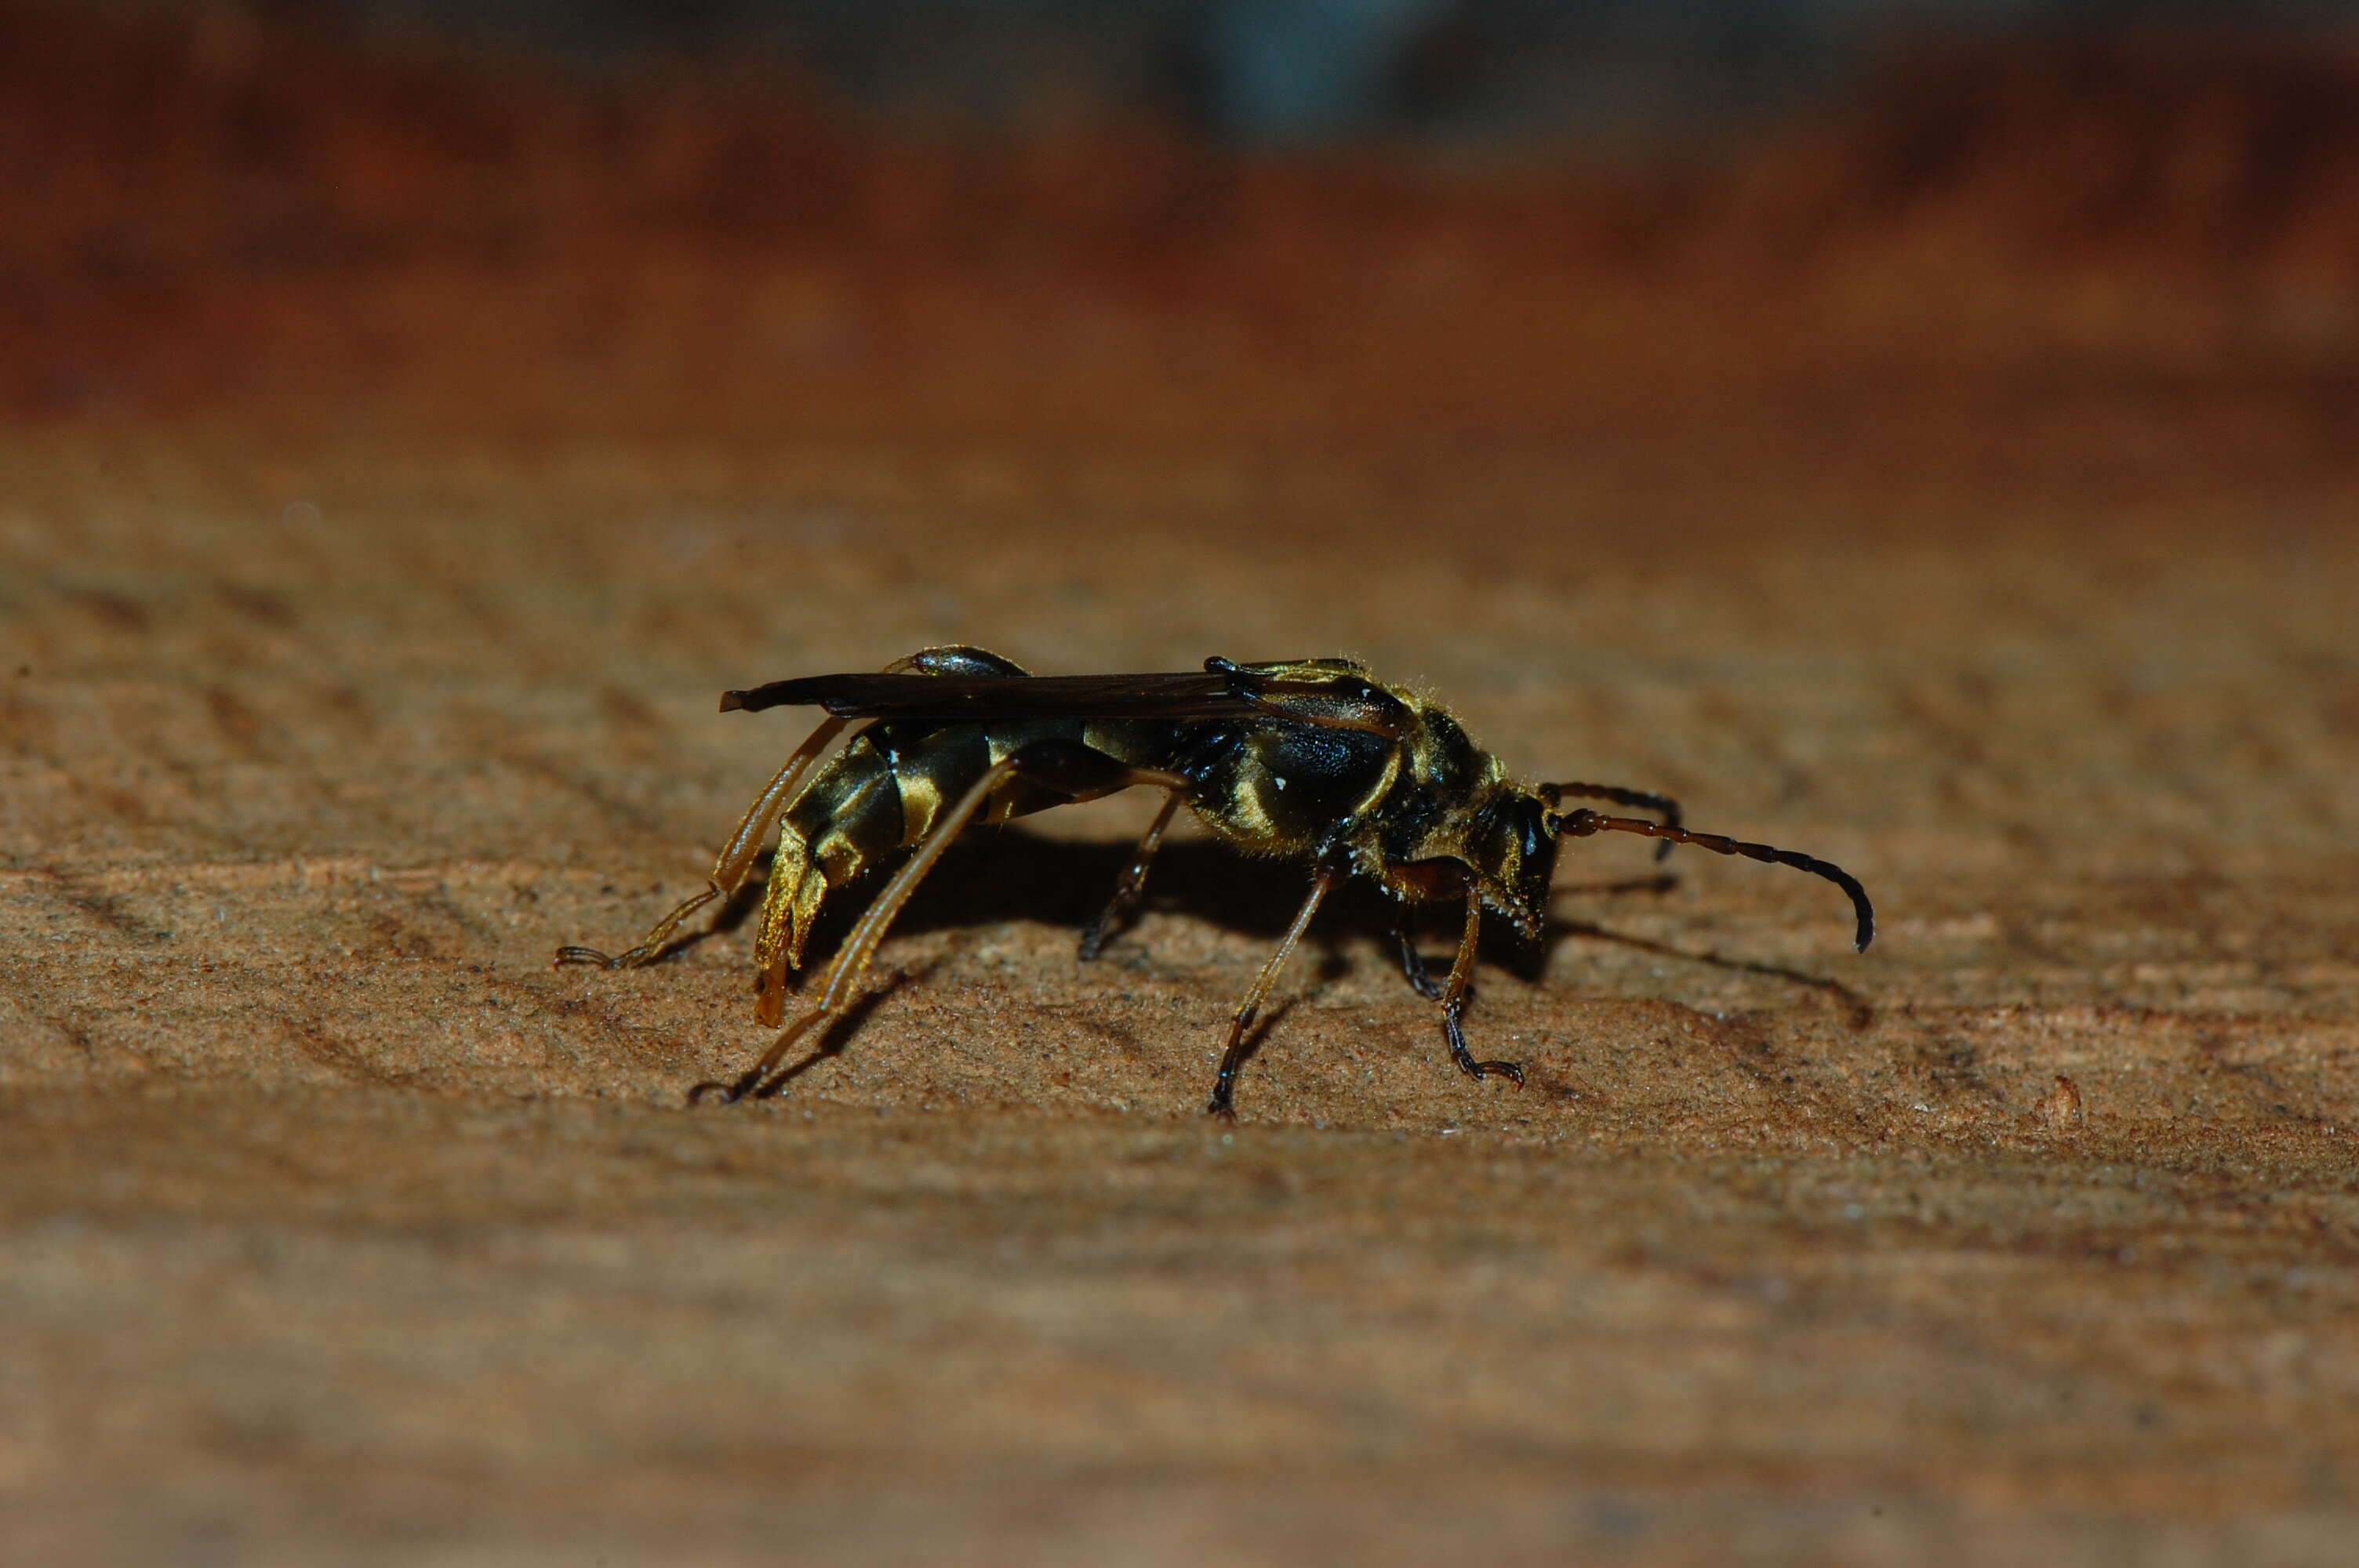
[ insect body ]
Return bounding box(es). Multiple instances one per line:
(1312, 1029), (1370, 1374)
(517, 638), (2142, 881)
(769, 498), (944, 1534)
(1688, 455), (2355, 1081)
(557, 647), (1874, 1116)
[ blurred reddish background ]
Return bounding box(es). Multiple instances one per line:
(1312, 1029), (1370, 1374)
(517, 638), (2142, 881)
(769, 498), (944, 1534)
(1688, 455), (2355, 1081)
(7, 1), (2359, 466)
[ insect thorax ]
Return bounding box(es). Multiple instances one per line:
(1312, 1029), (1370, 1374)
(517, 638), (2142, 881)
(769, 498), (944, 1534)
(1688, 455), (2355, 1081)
(1184, 720), (1400, 856)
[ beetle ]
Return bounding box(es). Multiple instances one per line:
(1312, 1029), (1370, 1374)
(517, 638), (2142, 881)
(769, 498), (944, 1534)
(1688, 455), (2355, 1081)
(558, 647), (1874, 1116)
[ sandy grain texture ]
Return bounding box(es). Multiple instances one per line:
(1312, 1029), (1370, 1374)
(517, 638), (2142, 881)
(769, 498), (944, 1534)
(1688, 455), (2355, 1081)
(5, 430), (2355, 1566)
(5, 11), (2359, 1563)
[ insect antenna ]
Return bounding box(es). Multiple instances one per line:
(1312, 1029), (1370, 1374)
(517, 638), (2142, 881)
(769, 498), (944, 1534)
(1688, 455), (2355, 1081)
(1540, 781), (1682, 860)
(1554, 809), (1874, 952)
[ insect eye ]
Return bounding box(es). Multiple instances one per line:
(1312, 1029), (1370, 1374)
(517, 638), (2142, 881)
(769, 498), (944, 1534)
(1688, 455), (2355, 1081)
(1521, 804), (1553, 863)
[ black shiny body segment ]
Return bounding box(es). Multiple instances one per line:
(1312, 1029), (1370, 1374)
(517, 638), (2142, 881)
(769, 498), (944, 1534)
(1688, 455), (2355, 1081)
(1183, 719), (1398, 856)
(1372, 707), (1485, 864)
(791, 713), (1189, 873)
(747, 652), (1548, 988)
(754, 709), (1195, 983)
(787, 706), (1401, 881)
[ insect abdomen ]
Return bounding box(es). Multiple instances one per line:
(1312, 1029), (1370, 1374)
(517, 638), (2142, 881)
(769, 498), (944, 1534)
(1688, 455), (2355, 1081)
(751, 734), (889, 1011)
(754, 713), (1132, 1016)
(757, 728), (940, 990)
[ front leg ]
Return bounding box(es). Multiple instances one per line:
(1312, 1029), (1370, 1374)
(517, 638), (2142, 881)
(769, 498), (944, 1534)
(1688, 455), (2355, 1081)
(1437, 891), (1524, 1087)
(1393, 905), (1444, 1001)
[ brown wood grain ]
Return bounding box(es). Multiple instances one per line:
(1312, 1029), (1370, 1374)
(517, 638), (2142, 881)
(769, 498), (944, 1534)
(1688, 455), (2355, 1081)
(4, 426), (2354, 1565)
(5, 12), (2359, 1560)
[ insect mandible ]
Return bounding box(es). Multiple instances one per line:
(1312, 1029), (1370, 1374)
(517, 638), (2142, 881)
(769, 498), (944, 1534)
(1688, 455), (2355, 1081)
(557, 647), (1874, 1116)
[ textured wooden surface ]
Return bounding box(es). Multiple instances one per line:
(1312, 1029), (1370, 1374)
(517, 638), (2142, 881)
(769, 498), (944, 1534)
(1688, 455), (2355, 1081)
(4, 426), (2355, 1565)
(7, 12), (2359, 1562)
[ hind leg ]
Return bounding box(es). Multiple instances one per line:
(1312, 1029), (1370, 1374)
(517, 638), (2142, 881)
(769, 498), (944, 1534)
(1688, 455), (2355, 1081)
(554, 715), (850, 971)
(702, 741), (1188, 1102)
(552, 652), (998, 974)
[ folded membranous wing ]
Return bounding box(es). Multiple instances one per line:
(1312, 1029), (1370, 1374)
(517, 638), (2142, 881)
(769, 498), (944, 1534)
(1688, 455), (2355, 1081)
(718, 664), (1408, 736)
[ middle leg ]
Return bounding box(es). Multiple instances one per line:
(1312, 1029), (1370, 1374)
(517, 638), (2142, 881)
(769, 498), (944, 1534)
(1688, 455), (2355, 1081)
(1205, 869), (1338, 1120)
(556, 714), (851, 971)
(1393, 903), (1445, 1000)
(1078, 790), (1182, 961)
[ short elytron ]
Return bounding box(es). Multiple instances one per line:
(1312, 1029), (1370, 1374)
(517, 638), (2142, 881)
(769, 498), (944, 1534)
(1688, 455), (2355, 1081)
(558, 648), (1874, 1116)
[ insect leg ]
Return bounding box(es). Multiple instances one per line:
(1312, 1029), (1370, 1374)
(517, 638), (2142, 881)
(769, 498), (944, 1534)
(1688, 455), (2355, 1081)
(560, 652), (995, 977)
(1540, 780), (1682, 862)
(1556, 809), (1875, 952)
(1393, 905), (1444, 1000)
(1205, 869), (1338, 1120)
(1078, 790), (1183, 961)
(702, 742), (1188, 1103)
(1437, 893), (1523, 1086)
(555, 715), (852, 970)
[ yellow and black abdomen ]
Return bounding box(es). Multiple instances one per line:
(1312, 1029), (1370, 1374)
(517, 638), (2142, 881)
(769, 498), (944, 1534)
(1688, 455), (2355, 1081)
(753, 710), (1187, 1004)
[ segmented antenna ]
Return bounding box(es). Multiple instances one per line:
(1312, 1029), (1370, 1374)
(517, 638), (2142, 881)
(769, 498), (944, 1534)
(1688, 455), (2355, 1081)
(1541, 780), (1683, 861)
(1555, 808), (1874, 952)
